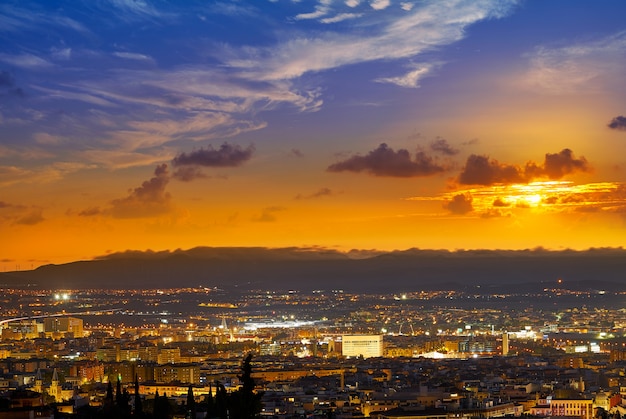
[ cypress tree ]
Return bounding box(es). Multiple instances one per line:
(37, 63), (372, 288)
(154, 392), (172, 419)
(231, 354), (262, 418)
(134, 375), (143, 417)
(214, 382), (228, 419)
(105, 381), (114, 406)
(186, 385), (196, 419)
(204, 382), (216, 419)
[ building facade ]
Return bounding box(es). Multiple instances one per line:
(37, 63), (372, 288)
(341, 335), (383, 358)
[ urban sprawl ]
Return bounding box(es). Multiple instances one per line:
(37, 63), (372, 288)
(1, 286), (626, 418)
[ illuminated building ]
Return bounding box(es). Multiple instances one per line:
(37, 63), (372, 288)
(1, 320), (43, 340)
(154, 364), (200, 384)
(548, 397), (593, 419)
(138, 346), (159, 362)
(259, 342), (281, 356)
(251, 367), (347, 383)
(502, 333), (509, 356)
(157, 348), (181, 364)
(341, 335), (383, 358)
(43, 317), (83, 338)
(96, 346), (119, 362)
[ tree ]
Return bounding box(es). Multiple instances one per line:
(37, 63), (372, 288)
(153, 391), (172, 419)
(203, 382), (216, 419)
(105, 381), (114, 406)
(186, 385), (196, 419)
(227, 354), (263, 418)
(214, 381), (228, 419)
(134, 375), (143, 417)
(116, 378), (131, 412)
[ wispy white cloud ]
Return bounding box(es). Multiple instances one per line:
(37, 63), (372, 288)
(294, 0), (334, 20)
(0, 53), (52, 69)
(227, 0), (517, 82)
(50, 47), (72, 60)
(206, 2), (259, 17)
(521, 30), (626, 95)
(106, 0), (169, 21)
(321, 13), (363, 24)
(17, 64), (317, 168)
(0, 4), (89, 33)
(295, 6), (330, 20)
(370, 0), (391, 11)
(124, 113), (267, 147)
(30, 85), (117, 107)
(52, 15), (90, 33)
(63, 67), (321, 115)
(0, 161), (96, 187)
(376, 62), (440, 88)
(0, 6), (25, 32)
(0, 0), (516, 178)
(113, 51), (154, 62)
(77, 149), (169, 170)
(0, 166), (34, 187)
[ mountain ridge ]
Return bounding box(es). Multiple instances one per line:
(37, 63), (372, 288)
(1, 246), (624, 292)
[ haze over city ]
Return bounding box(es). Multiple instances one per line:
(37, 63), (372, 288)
(2, 0), (626, 270)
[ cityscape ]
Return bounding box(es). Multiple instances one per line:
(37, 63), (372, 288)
(1, 271), (626, 418)
(2, 0), (626, 418)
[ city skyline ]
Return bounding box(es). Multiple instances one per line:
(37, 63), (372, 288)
(1, 0), (626, 269)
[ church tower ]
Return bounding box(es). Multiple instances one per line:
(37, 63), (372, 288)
(48, 368), (60, 401)
(33, 368), (43, 394)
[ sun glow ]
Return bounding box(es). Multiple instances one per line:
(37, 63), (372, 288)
(409, 181), (626, 216)
(507, 182), (572, 208)
(523, 194), (542, 206)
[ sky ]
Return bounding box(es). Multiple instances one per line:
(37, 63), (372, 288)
(1, 0), (626, 270)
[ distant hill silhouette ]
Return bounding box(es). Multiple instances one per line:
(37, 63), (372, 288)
(1, 247), (624, 292)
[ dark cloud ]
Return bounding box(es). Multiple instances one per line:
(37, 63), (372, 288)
(109, 164), (172, 218)
(172, 143), (254, 168)
(481, 209), (511, 218)
(492, 198), (511, 207)
(78, 207), (101, 217)
(458, 154), (524, 185)
(295, 187), (334, 200)
(560, 194), (585, 204)
(430, 137), (458, 156)
(459, 149), (590, 185)
(0, 70), (25, 98)
(0, 201), (42, 225)
(444, 193), (473, 215)
(16, 209), (44, 225)
(327, 143), (445, 177)
(575, 206), (600, 213)
(289, 148), (304, 158)
(252, 206), (285, 222)
(0, 71), (14, 87)
(540, 148), (590, 179)
(172, 166), (207, 182)
(462, 138), (480, 146)
(608, 116), (626, 131)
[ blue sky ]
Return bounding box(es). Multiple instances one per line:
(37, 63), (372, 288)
(1, 0), (626, 267)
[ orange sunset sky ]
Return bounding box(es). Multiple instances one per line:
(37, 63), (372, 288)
(1, 0), (626, 270)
